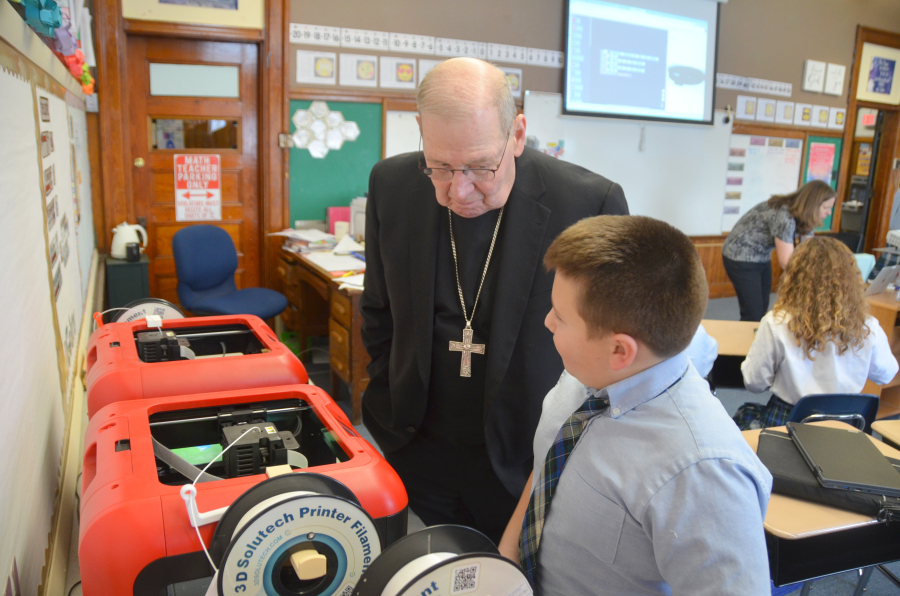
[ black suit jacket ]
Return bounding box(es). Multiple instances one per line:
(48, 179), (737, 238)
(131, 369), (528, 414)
(360, 147), (629, 494)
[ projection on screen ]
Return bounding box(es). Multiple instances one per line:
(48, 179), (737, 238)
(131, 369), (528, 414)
(564, 0), (719, 124)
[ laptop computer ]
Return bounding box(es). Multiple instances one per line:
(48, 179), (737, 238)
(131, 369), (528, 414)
(787, 422), (900, 498)
(864, 264), (900, 296)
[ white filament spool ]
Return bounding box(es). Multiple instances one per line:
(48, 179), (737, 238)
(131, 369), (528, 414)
(381, 554), (531, 596)
(352, 526), (531, 596)
(380, 553), (455, 596)
(216, 492), (381, 596)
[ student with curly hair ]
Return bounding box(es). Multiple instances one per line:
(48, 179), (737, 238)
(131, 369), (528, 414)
(722, 180), (836, 321)
(733, 236), (899, 430)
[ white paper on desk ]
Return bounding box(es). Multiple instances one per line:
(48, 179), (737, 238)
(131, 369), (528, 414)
(333, 235), (364, 254)
(268, 228), (334, 242)
(337, 273), (365, 291)
(306, 252), (366, 272)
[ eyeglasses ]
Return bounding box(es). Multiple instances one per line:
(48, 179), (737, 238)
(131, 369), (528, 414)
(418, 130), (513, 182)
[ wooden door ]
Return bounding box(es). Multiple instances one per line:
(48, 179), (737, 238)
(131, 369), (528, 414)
(126, 35), (260, 305)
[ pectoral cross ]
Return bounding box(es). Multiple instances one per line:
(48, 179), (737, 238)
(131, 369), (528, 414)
(449, 325), (485, 377)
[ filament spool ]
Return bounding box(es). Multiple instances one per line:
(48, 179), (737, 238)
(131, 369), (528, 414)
(211, 473), (381, 596)
(352, 525), (532, 596)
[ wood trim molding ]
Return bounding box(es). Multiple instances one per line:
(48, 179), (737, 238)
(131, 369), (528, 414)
(732, 122), (843, 139)
(842, 26), (900, 253)
(291, 87), (415, 104)
(261, 0), (287, 289)
(123, 18), (264, 42)
(94, 0), (132, 248)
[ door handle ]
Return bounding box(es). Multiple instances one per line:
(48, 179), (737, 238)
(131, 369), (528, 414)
(134, 157), (145, 168)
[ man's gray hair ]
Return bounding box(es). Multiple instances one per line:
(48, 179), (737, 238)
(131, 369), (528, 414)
(417, 58), (516, 137)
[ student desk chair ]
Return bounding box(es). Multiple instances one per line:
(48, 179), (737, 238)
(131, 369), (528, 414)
(742, 421), (900, 593)
(872, 419), (900, 451)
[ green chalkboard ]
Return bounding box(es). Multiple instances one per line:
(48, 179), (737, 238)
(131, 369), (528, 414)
(289, 100), (383, 223)
(802, 135), (843, 232)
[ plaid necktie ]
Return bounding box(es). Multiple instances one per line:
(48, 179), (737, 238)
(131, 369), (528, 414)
(519, 389), (610, 584)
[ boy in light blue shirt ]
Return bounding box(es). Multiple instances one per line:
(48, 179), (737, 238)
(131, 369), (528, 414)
(499, 215), (773, 595)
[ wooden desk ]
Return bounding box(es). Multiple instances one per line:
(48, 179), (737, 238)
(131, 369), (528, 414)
(872, 420), (900, 451)
(701, 319), (759, 356)
(743, 421), (900, 585)
(864, 292), (900, 417)
(278, 249), (370, 424)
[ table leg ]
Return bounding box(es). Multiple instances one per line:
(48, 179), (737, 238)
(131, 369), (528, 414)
(798, 581), (812, 596)
(852, 567), (875, 596)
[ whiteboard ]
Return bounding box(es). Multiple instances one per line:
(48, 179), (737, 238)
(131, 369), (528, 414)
(384, 110), (420, 158)
(722, 134), (803, 231)
(524, 92), (733, 236)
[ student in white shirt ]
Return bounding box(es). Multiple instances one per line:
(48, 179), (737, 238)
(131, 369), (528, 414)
(734, 236), (899, 429)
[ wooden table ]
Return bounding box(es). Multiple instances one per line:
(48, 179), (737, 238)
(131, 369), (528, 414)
(700, 319), (759, 356)
(872, 420), (900, 451)
(864, 291), (900, 417)
(277, 249), (369, 424)
(743, 421), (900, 586)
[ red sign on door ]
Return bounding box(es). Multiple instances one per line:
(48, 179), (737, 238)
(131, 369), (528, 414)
(174, 154), (222, 221)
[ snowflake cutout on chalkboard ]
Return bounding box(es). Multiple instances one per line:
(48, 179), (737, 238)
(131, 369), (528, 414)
(291, 101), (361, 159)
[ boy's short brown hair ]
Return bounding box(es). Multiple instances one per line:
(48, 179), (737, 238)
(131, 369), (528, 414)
(544, 215), (708, 357)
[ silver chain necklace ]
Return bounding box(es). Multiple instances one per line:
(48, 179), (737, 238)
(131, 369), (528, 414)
(447, 206), (504, 377)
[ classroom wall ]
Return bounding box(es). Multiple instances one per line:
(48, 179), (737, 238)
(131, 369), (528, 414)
(290, 0), (900, 107)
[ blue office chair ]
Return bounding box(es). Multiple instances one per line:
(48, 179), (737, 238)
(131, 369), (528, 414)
(786, 393), (880, 435)
(172, 225), (287, 319)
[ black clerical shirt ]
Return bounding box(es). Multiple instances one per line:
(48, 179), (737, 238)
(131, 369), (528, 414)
(421, 208), (503, 446)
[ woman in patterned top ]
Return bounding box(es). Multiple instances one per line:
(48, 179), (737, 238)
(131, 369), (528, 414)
(733, 237), (898, 430)
(722, 180), (836, 321)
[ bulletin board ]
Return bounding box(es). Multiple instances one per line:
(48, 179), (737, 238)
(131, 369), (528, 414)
(0, 65), (68, 596)
(289, 100), (382, 223)
(802, 135), (843, 231)
(0, 21), (95, 591)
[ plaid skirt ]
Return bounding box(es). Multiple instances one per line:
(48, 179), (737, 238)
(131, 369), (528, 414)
(732, 394), (793, 430)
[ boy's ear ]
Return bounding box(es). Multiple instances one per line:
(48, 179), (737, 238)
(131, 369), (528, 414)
(609, 333), (639, 371)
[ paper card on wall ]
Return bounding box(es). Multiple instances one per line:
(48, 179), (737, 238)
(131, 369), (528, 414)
(175, 154), (222, 221)
(419, 59), (442, 84)
(389, 33), (435, 54)
(380, 56), (417, 90)
(501, 67), (523, 98)
(340, 28), (390, 51)
(756, 98), (776, 122)
(296, 50), (336, 85)
(803, 59), (826, 92)
(775, 101), (794, 124)
(824, 63), (846, 96)
(735, 95), (757, 120)
(488, 43), (528, 64)
(793, 103), (812, 126)
(811, 105), (830, 128)
(339, 53), (378, 87)
(828, 107), (846, 130)
(289, 24), (341, 46)
(434, 38), (484, 59)
(807, 142), (836, 184)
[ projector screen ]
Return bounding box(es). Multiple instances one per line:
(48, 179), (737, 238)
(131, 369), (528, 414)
(564, 0), (719, 124)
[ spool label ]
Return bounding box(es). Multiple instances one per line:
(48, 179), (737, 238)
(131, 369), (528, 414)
(219, 495), (381, 596)
(393, 556), (531, 596)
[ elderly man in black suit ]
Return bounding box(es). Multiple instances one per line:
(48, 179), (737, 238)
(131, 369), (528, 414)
(360, 57), (628, 543)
